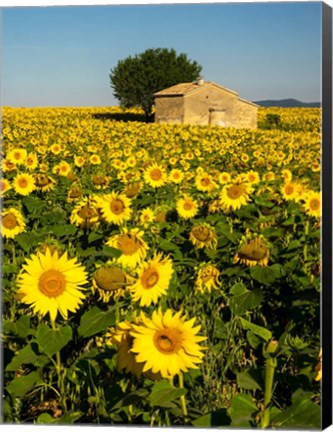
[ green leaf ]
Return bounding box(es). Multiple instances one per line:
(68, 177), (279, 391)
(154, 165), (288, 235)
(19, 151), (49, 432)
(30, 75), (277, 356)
(250, 266), (276, 285)
(237, 369), (263, 390)
(2, 263), (18, 274)
(78, 306), (116, 338)
(6, 371), (41, 398)
(192, 409), (231, 427)
(240, 318), (272, 342)
(261, 227), (285, 238)
(148, 379), (187, 408)
(37, 413), (57, 424)
(22, 196), (46, 213)
(49, 224), (77, 236)
(254, 197), (275, 208)
(247, 330), (262, 349)
(102, 245), (122, 258)
(88, 231), (103, 243)
(36, 324), (72, 357)
(230, 282), (247, 296)
(228, 394), (258, 427)
(6, 343), (40, 371)
(271, 397), (320, 429)
(14, 315), (33, 338)
(229, 289), (263, 316)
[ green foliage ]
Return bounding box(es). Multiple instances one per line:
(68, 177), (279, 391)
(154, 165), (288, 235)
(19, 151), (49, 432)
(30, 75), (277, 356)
(110, 48), (202, 120)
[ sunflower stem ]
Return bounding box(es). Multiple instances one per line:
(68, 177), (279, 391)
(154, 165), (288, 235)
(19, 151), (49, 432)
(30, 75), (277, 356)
(261, 356), (277, 429)
(303, 220), (309, 263)
(178, 372), (188, 418)
(50, 319), (68, 413)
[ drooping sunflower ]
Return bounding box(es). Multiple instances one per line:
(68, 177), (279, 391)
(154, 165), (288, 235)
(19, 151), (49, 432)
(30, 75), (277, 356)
(130, 253), (173, 307)
(130, 309), (206, 378)
(189, 223), (218, 250)
(1, 208), (26, 239)
(195, 263), (221, 293)
(106, 228), (149, 269)
(234, 236), (270, 267)
(143, 163), (167, 188)
(70, 196), (101, 229)
(0, 178), (12, 196)
(219, 182), (253, 211)
(34, 173), (56, 192)
(303, 191), (321, 218)
(16, 247), (88, 322)
(176, 195), (199, 220)
(98, 192), (132, 225)
(13, 173), (36, 196)
(92, 264), (132, 302)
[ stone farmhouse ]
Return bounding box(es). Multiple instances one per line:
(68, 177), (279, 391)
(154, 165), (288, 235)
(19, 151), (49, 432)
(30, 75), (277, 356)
(154, 78), (258, 129)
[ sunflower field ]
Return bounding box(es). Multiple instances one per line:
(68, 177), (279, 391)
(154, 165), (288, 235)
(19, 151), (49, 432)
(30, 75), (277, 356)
(1, 106), (322, 427)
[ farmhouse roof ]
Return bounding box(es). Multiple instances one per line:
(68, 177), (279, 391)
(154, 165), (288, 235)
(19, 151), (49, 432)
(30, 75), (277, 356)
(238, 97), (260, 108)
(154, 81), (239, 97)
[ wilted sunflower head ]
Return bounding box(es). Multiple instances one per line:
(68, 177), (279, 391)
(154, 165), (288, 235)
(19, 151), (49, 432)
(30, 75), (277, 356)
(234, 236), (269, 267)
(189, 223), (217, 250)
(92, 265), (131, 302)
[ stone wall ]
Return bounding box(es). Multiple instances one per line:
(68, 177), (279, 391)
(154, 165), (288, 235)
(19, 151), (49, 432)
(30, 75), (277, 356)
(183, 86), (238, 125)
(233, 99), (257, 129)
(155, 96), (183, 124)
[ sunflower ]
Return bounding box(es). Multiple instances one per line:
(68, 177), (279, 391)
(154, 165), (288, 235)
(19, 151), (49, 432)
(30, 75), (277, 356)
(169, 168), (184, 184)
(130, 309), (206, 378)
(2, 158), (17, 173)
(53, 161), (72, 177)
(7, 148), (27, 165)
(130, 253), (173, 307)
(195, 172), (217, 193)
(176, 195), (199, 220)
(139, 208), (155, 226)
(303, 191), (321, 218)
(34, 173), (56, 192)
(25, 153), (39, 170)
(282, 169), (293, 182)
(218, 172), (231, 184)
(143, 163), (167, 188)
(246, 170), (260, 184)
(0, 178), (12, 196)
(67, 185), (83, 202)
(189, 223), (217, 250)
(234, 236), (270, 267)
(219, 182), (253, 211)
(1, 208), (26, 239)
(98, 192), (132, 225)
(16, 247), (88, 322)
(13, 173), (36, 196)
(315, 348), (322, 381)
(92, 264), (132, 302)
(89, 154), (101, 165)
(195, 263), (221, 293)
(124, 181), (141, 198)
(106, 228), (149, 269)
(281, 182), (299, 201)
(70, 196), (101, 229)
(109, 320), (144, 378)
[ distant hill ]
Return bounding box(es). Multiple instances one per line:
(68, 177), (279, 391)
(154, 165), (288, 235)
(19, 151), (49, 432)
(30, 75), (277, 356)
(253, 98), (320, 108)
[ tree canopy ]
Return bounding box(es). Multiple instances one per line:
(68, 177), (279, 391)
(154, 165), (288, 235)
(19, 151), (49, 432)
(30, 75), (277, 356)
(110, 48), (202, 120)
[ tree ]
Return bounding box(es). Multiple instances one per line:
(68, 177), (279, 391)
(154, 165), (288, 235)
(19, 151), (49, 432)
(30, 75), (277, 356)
(110, 48), (202, 121)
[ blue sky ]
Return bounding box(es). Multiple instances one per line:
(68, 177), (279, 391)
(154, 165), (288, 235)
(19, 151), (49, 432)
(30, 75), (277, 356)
(1, 1), (322, 107)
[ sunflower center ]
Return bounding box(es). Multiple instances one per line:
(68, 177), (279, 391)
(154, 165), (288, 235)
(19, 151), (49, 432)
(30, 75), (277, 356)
(68, 187), (82, 198)
(18, 177), (28, 188)
(227, 185), (244, 199)
(2, 213), (18, 229)
(35, 174), (50, 187)
(309, 198), (320, 210)
(14, 152), (21, 160)
(92, 175), (106, 185)
(192, 226), (210, 242)
(110, 198), (125, 215)
(38, 270), (66, 297)
(153, 328), (182, 354)
(142, 268), (159, 289)
(284, 184), (294, 195)
(78, 205), (97, 220)
(201, 266), (214, 282)
(183, 201), (194, 211)
(94, 266), (126, 291)
(200, 177), (211, 186)
(117, 234), (140, 255)
(150, 169), (162, 181)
